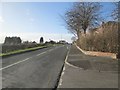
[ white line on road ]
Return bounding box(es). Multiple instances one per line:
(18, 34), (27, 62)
(65, 46), (83, 69)
(1, 46), (64, 71)
(48, 48), (53, 52)
(0, 57), (31, 71)
(67, 46), (68, 50)
(1, 49), (51, 71)
(58, 45), (83, 87)
(36, 51), (47, 56)
(36, 47), (59, 56)
(58, 49), (69, 87)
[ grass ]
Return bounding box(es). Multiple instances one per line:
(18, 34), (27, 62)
(0, 43), (63, 57)
(0, 46), (47, 57)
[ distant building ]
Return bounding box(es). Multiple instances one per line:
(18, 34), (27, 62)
(58, 40), (68, 44)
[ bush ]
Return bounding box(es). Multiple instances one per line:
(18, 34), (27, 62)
(78, 21), (118, 53)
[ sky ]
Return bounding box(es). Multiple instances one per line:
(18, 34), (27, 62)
(0, 2), (116, 43)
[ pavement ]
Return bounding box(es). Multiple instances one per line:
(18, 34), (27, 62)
(58, 45), (118, 88)
(1, 45), (69, 88)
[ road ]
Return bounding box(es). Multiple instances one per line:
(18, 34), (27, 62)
(2, 45), (69, 88)
(58, 45), (118, 88)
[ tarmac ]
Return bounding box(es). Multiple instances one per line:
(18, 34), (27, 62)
(58, 45), (118, 88)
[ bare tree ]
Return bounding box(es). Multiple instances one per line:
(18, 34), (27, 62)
(111, 2), (120, 59)
(111, 2), (118, 21)
(64, 2), (102, 38)
(71, 36), (76, 42)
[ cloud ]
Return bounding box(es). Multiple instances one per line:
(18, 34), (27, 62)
(0, 16), (4, 23)
(30, 18), (35, 22)
(0, 32), (73, 43)
(25, 9), (35, 22)
(26, 9), (30, 16)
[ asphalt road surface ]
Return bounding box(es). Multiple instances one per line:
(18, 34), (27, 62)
(2, 45), (69, 88)
(58, 45), (118, 88)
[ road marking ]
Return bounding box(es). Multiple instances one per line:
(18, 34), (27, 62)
(36, 51), (47, 56)
(58, 46), (83, 87)
(1, 46), (64, 71)
(61, 71), (64, 76)
(65, 62), (80, 69)
(1, 49), (51, 70)
(67, 46), (68, 50)
(48, 48), (53, 52)
(59, 66), (66, 87)
(59, 78), (63, 86)
(0, 58), (31, 71)
(1, 48), (54, 71)
(65, 51), (79, 69)
(65, 46), (83, 69)
(63, 66), (65, 71)
(58, 49), (69, 87)
(36, 47), (59, 56)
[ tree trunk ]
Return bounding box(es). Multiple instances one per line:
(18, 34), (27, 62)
(77, 30), (81, 46)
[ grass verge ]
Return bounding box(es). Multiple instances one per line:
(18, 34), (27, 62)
(0, 46), (47, 57)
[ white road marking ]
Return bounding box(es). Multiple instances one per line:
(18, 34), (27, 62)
(65, 61), (80, 69)
(65, 46), (83, 69)
(0, 58), (30, 71)
(61, 71), (64, 76)
(48, 49), (53, 52)
(58, 45), (84, 87)
(58, 49), (69, 87)
(67, 46), (68, 50)
(64, 50), (79, 69)
(63, 66), (65, 71)
(59, 78), (63, 86)
(1, 46), (64, 71)
(36, 51), (47, 56)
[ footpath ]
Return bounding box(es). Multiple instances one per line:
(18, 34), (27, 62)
(58, 45), (118, 88)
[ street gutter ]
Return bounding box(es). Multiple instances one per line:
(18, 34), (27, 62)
(54, 46), (69, 90)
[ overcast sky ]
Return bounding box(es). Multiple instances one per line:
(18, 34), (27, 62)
(0, 2), (116, 43)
